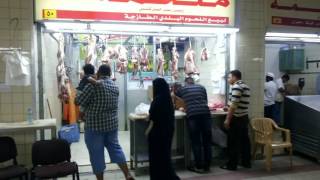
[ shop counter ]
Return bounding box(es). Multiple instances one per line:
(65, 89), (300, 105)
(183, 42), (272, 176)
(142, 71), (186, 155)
(129, 110), (226, 175)
(184, 110), (228, 168)
(0, 119), (57, 140)
(129, 111), (186, 175)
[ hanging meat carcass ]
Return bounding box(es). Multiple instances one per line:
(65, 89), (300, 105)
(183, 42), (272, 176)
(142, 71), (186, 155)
(184, 48), (199, 76)
(115, 45), (128, 74)
(56, 34), (70, 103)
(201, 47), (208, 61)
(100, 39), (118, 80)
(140, 46), (149, 71)
(85, 35), (97, 65)
(157, 48), (165, 77)
(171, 47), (179, 80)
(131, 46), (139, 76)
(101, 39), (114, 65)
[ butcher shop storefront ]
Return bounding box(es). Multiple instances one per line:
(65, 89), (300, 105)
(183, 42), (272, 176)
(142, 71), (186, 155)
(34, 0), (238, 172)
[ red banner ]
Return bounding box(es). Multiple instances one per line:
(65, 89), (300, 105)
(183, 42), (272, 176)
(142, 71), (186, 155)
(56, 10), (229, 24)
(272, 16), (320, 28)
(109, 0), (230, 7)
(35, 0), (235, 26)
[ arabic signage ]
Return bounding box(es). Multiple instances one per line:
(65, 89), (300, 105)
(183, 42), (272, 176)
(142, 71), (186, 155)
(272, 16), (320, 28)
(268, 0), (320, 29)
(35, 0), (235, 26)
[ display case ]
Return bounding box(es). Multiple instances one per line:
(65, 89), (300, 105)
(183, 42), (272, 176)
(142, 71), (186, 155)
(284, 96), (320, 160)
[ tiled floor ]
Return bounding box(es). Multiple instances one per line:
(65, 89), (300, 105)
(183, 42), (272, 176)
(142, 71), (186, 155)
(71, 131), (130, 166)
(60, 155), (320, 180)
(68, 131), (320, 180)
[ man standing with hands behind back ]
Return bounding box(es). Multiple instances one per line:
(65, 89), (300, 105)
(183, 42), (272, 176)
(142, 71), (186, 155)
(221, 70), (251, 171)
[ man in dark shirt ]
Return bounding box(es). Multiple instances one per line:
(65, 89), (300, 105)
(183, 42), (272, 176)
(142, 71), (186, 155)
(176, 77), (211, 173)
(77, 64), (95, 91)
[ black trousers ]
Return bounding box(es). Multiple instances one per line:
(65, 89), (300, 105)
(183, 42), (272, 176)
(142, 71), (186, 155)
(264, 104), (275, 120)
(148, 126), (180, 180)
(227, 115), (251, 169)
(187, 114), (212, 169)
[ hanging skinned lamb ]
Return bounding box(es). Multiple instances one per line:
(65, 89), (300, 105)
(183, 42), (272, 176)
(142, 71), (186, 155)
(100, 39), (118, 80)
(156, 48), (165, 77)
(131, 46), (139, 76)
(85, 35), (97, 65)
(171, 47), (179, 80)
(184, 48), (199, 76)
(56, 35), (70, 103)
(101, 39), (114, 65)
(140, 46), (149, 71)
(201, 47), (209, 61)
(115, 45), (128, 74)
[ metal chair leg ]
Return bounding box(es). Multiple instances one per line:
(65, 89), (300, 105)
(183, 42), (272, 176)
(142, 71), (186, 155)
(289, 147), (293, 168)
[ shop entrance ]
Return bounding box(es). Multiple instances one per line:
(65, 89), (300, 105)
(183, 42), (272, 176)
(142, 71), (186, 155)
(39, 25), (235, 168)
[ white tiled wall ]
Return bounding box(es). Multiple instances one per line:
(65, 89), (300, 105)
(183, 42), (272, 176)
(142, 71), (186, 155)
(42, 33), (62, 129)
(266, 43), (320, 95)
(193, 37), (227, 104)
(237, 0), (265, 118)
(0, 0), (34, 167)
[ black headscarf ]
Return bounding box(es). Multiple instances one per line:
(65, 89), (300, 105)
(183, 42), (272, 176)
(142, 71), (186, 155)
(153, 78), (171, 99)
(150, 78), (174, 123)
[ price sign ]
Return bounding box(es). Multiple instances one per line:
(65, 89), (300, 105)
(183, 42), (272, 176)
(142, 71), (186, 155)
(43, 9), (57, 19)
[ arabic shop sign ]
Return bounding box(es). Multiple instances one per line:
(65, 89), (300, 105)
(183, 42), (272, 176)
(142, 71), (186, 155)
(35, 0), (235, 26)
(269, 0), (320, 28)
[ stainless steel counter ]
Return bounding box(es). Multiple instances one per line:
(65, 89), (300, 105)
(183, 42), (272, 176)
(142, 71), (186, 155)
(284, 96), (320, 160)
(128, 110), (227, 175)
(0, 119), (57, 140)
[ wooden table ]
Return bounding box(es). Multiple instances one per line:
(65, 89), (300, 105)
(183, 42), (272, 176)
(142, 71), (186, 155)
(0, 119), (57, 140)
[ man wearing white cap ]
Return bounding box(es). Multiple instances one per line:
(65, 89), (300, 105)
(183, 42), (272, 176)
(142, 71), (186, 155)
(264, 72), (277, 120)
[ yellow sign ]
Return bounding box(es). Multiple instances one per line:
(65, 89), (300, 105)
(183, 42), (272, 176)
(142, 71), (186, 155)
(43, 9), (57, 19)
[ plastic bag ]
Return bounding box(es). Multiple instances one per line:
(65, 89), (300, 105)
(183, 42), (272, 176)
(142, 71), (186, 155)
(58, 124), (80, 144)
(134, 103), (150, 115)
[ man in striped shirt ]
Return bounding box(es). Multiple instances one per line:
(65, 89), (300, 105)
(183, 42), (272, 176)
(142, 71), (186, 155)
(176, 77), (212, 173)
(220, 70), (251, 171)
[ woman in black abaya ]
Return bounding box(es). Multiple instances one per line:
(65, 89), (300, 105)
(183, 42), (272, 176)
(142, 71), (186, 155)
(147, 78), (180, 180)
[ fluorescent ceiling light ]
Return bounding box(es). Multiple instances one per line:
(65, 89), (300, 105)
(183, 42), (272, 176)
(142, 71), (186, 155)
(90, 31), (218, 37)
(168, 26), (239, 34)
(265, 36), (320, 43)
(44, 22), (88, 31)
(91, 23), (238, 34)
(301, 38), (320, 43)
(43, 22), (238, 36)
(266, 32), (318, 38)
(265, 37), (299, 41)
